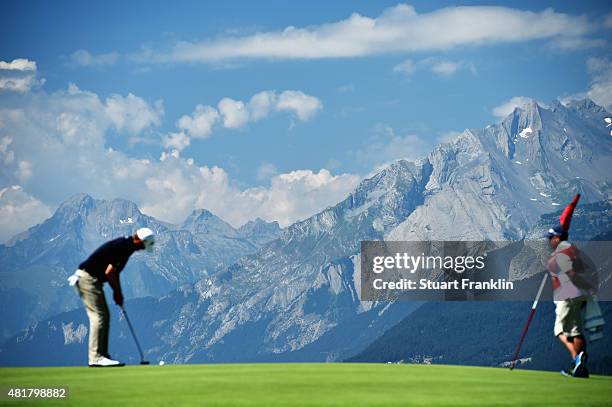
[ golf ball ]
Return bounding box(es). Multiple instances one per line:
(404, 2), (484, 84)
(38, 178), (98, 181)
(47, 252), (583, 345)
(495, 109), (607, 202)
(159, 360), (165, 366)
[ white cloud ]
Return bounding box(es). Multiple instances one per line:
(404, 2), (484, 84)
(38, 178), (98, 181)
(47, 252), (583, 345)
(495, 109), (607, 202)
(585, 57), (612, 111)
(276, 90), (323, 121)
(393, 59), (416, 77)
(0, 185), (51, 243)
(557, 58), (612, 112)
(424, 59), (465, 77)
(394, 57), (475, 78)
(105, 93), (164, 134)
(177, 104), (220, 138)
(162, 131), (190, 151)
(0, 80), (358, 229)
(218, 97), (250, 128)
(0, 58), (44, 92)
(245, 90), (323, 122)
(354, 124), (432, 166)
(139, 159), (360, 227)
(253, 169), (360, 226)
(16, 160), (32, 182)
(550, 37), (606, 50)
(175, 90), (322, 146)
(492, 96), (535, 118)
(249, 91), (276, 121)
(140, 4), (593, 63)
(0, 136), (15, 164)
(0, 59), (36, 71)
(437, 130), (463, 143)
(257, 162), (278, 181)
(69, 49), (120, 67)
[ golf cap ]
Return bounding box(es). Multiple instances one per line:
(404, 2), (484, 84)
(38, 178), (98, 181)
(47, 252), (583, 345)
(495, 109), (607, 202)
(546, 225), (566, 239)
(136, 227), (155, 252)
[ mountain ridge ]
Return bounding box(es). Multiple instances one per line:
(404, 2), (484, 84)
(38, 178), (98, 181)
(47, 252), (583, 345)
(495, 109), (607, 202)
(0, 194), (281, 340)
(1, 98), (611, 365)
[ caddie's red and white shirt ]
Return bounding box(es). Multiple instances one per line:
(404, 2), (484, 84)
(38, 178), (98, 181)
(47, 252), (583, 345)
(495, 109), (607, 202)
(547, 241), (587, 301)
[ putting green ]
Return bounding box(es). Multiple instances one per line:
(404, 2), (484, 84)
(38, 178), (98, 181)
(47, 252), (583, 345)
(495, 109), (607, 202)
(0, 363), (610, 406)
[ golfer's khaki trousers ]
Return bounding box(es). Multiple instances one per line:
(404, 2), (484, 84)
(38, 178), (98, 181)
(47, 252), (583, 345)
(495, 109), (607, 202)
(75, 271), (109, 364)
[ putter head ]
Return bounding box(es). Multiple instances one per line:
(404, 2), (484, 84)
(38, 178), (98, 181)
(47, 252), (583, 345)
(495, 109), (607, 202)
(140, 361), (150, 365)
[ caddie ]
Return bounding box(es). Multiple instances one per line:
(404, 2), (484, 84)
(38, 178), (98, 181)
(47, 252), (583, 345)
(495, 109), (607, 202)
(546, 225), (592, 378)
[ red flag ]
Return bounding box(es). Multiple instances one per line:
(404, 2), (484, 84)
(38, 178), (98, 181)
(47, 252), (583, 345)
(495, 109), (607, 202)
(559, 194), (581, 231)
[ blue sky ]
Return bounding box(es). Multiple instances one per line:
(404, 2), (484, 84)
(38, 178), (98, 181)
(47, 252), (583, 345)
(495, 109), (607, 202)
(0, 1), (611, 240)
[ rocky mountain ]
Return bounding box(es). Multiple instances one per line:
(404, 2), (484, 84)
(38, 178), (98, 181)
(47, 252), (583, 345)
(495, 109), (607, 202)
(388, 99), (611, 241)
(1, 98), (611, 367)
(238, 218), (282, 247)
(0, 195), (281, 340)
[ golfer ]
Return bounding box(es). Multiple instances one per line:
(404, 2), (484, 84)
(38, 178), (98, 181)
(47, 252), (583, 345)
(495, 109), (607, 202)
(547, 225), (591, 378)
(68, 228), (155, 367)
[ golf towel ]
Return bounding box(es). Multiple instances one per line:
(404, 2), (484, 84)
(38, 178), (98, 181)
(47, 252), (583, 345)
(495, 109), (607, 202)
(583, 296), (605, 341)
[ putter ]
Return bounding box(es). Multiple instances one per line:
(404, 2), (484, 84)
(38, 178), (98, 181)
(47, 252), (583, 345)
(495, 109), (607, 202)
(119, 305), (150, 365)
(509, 273), (547, 370)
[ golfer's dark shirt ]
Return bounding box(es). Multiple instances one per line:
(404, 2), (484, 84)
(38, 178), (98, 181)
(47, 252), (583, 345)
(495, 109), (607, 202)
(79, 237), (137, 280)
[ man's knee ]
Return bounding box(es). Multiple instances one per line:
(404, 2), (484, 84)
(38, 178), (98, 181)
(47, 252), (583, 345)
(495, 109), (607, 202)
(90, 309), (109, 326)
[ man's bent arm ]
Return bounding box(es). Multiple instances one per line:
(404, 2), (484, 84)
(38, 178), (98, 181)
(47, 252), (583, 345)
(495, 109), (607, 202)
(105, 264), (124, 305)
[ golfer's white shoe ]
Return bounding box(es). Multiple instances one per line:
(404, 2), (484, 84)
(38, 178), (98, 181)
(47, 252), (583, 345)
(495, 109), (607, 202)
(89, 357), (125, 367)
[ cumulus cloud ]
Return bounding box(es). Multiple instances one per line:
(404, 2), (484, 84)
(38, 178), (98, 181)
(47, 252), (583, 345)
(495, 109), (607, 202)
(276, 90), (323, 121)
(246, 90), (323, 122)
(141, 162), (360, 227)
(69, 49), (120, 67)
(249, 169), (360, 226)
(0, 58), (44, 92)
(174, 90), (322, 146)
(0, 59), (36, 71)
(492, 96), (536, 118)
(0, 185), (51, 243)
(139, 4), (593, 63)
(218, 97), (249, 128)
(0, 78), (356, 230)
(162, 131), (190, 151)
(177, 104), (220, 138)
(249, 91), (276, 120)
(105, 93), (164, 134)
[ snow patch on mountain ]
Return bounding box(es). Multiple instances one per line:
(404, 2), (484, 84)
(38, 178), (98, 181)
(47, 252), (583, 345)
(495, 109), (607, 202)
(519, 127), (533, 138)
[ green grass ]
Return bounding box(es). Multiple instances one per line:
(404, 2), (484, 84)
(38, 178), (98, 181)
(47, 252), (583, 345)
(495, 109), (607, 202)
(0, 363), (611, 406)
